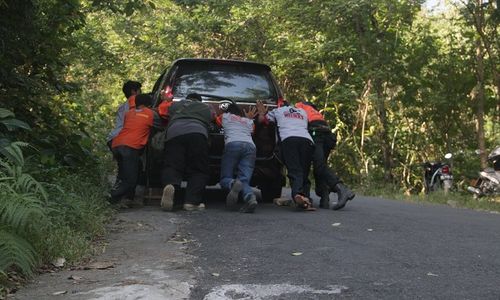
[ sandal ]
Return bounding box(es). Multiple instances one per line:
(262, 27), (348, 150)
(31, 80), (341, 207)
(294, 194), (316, 211)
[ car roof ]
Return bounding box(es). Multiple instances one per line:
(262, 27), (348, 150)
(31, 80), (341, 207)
(171, 58), (272, 71)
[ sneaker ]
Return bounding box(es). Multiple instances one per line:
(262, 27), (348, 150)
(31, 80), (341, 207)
(161, 184), (175, 211)
(226, 179), (242, 208)
(183, 203), (206, 211)
(240, 194), (258, 213)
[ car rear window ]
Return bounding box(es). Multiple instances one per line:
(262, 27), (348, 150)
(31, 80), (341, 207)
(172, 63), (277, 103)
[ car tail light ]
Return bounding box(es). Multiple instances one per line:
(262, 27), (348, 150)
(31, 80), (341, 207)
(161, 85), (173, 101)
(441, 165), (450, 174)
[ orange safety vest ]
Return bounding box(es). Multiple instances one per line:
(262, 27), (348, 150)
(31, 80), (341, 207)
(294, 102), (325, 123)
(128, 95), (136, 109)
(112, 107), (154, 149)
(158, 100), (173, 119)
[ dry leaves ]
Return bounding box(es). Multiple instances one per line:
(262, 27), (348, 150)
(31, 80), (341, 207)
(52, 258), (66, 268)
(52, 291), (67, 295)
(79, 261), (115, 270)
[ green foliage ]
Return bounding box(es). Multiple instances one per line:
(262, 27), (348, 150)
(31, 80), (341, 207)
(0, 0), (499, 288)
(0, 231), (37, 277)
(0, 109), (30, 133)
(0, 138), (111, 281)
(0, 110), (108, 282)
(60, 0), (498, 191)
(0, 108), (31, 161)
(0, 142), (47, 276)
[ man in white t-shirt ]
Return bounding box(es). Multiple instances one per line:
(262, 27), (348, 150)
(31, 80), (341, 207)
(256, 100), (315, 211)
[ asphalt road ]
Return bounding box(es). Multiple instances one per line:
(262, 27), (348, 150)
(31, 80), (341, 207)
(184, 192), (500, 299)
(12, 191), (500, 300)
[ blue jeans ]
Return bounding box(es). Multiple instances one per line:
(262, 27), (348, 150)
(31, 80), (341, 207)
(220, 141), (256, 201)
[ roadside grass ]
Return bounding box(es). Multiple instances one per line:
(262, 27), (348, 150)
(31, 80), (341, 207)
(35, 165), (113, 263)
(358, 185), (500, 212)
(0, 157), (113, 297)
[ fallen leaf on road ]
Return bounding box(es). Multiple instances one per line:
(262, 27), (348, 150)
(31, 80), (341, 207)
(332, 223), (341, 227)
(83, 261), (114, 270)
(68, 275), (83, 281)
(52, 291), (67, 295)
(211, 273), (220, 277)
(169, 238), (194, 244)
(52, 258), (66, 268)
(291, 252), (303, 256)
(427, 272), (438, 277)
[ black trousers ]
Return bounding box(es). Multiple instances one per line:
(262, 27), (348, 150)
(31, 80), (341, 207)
(280, 137), (314, 199)
(161, 133), (209, 205)
(111, 146), (142, 201)
(311, 132), (341, 198)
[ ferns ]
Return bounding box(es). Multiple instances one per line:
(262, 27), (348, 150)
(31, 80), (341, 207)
(0, 142), (47, 276)
(0, 191), (46, 233)
(0, 230), (37, 276)
(0, 142), (29, 166)
(0, 110), (111, 279)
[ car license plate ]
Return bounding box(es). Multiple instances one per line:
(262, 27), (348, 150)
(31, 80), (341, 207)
(441, 175), (453, 180)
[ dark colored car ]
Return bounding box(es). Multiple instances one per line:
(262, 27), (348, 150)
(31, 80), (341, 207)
(146, 58), (286, 202)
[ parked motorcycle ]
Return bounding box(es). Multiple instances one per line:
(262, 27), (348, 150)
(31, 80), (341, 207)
(423, 153), (454, 194)
(467, 146), (500, 198)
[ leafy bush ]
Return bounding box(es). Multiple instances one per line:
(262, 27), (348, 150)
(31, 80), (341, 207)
(0, 109), (111, 290)
(0, 142), (48, 276)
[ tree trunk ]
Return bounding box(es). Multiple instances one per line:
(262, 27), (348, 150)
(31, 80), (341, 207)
(495, 71), (500, 129)
(473, 0), (487, 169)
(469, 0), (500, 130)
(360, 86), (371, 177)
(374, 79), (393, 181)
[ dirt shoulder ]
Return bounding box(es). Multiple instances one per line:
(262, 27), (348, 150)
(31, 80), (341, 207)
(12, 207), (194, 300)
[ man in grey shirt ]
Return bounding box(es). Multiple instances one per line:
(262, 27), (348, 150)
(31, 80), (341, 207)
(160, 93), (214, 211)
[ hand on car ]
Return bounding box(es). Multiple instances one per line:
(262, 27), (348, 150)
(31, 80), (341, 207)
(255, 100), (268, 115)
(244, 106), (257, 119)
